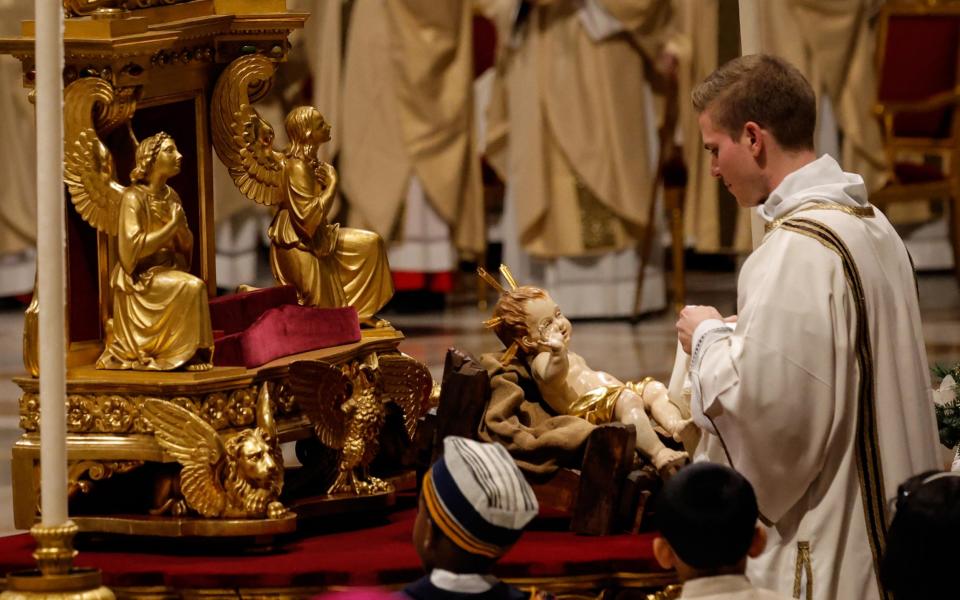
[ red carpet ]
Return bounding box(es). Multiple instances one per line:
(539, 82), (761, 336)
(0, 509), (664, 589)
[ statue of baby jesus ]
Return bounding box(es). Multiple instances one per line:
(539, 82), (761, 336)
(484, 274), (694, 477)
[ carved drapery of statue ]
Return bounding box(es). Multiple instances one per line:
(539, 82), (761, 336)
(63, 78), (214, 371)
(212, 55), (393, 324)
(101, 164), (214, 370)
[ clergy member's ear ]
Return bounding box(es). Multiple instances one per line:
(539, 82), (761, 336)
(743, 121), (763, 156)
(652, 537), (677, 570)
(746, 525), (767, 558)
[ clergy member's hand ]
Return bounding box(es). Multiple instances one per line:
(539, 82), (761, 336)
(676, 305), (723, 354)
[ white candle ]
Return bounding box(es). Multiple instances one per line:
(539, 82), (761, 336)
(35, 0), (67, 527)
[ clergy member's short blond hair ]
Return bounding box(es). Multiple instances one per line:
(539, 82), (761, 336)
(692, 54), (816, 151)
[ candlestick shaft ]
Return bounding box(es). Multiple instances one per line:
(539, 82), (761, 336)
(35, 0), (68, 528)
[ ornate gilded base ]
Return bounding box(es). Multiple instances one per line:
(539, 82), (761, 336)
(0, 522), (113, 600)
(11, 330), (413, 537)
(71, 514), (297, 538)
(287, 489), (396, 519)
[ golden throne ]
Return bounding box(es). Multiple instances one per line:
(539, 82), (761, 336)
(0, 0), (431, 537)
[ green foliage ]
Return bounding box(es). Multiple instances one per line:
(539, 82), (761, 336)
(933, 364), (960, 449)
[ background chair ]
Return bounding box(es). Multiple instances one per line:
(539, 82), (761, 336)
(873, 1), (960, 281)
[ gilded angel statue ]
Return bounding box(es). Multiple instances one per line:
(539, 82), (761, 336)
(63, 78), (213, 371)
(142, 383), (287, 519)
(212, 55), (393, 327)
(289, 354), (433, 495)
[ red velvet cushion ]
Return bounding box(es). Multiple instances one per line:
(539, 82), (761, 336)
(238, 304), (361, 368)
(893, 161), (946, 184)
(209, 286), (299, 335)
(879, 14), (960, 138)
(0, 508), (666, 588)
(212, 331), (245, 367)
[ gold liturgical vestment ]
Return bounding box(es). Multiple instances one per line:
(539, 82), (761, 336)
(484, 0), (672, 257)
(316, 0), (484, 256)
(268, 158), (393, 319)
(99, 186), (213, 370)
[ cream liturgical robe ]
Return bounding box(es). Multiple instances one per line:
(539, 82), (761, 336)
(688, 156), (940, 600)
(335, 0), (485, 262)
(755, 0), (887, 194)
(485, 0), (671, 258)
(482, 0), (671, 316)
(677, 575), (792, 600)
(0, 0), (38, 296)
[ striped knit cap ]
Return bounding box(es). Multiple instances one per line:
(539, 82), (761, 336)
(423, 436), (539, 558)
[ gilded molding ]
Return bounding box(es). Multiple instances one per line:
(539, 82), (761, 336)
(18, 385), (278, 434)
(64, 0), (194, 17)
(67, 460), (144, 497)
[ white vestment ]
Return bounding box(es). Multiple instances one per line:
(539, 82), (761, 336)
(688, 156), (940, 600)
(679, 575), (793, 600)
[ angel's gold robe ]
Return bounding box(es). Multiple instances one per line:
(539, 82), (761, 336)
(268, 157), (393, 319)
(98, 186), (214, 370)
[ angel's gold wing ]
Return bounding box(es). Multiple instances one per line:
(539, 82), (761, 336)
(289, 360), (352, 450)
(63, 78), (124, 236)
(378, 354), (433, 439)
(211, 54), (284, 207)
(142, 399), (227, 518)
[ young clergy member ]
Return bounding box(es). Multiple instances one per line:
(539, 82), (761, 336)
(674, 54), (941, 600)
(403, 436), (542, 600)
(653, 463), (791, 599)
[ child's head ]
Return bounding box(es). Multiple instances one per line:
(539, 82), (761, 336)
(491, 287), (569, 357)
(413, 436), (539, 574)
(881, 470), (960, 599)
(652, 463), (765, 580)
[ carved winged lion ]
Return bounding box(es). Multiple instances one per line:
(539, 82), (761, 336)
(290, 354), (433, 496)
(142, 383), (288, 519)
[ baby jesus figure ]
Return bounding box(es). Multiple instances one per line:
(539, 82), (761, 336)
(484, 274), (694, 477)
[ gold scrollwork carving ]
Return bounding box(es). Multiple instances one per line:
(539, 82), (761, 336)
(200, 392), (230, 430)
(151, 46), (214, 69)
(67, 395), (96, 432)
(95, 395), (136, 433)
(63, 0), (192, 17)
(273, 380), (298, 415)
(227, 387), (255, 427)
(19, 393), (39, 432)
(67, 460), (144, 497)
(18, 386), (272, 434)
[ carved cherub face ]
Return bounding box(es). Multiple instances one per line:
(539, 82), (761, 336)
(153, 138), (182, 179)
(233, 430), (279, 487)
(521, 293), (571, 352)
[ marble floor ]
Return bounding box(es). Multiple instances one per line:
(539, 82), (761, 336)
(0, 270), (957, 537)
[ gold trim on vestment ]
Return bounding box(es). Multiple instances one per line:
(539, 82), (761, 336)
(765, 201), (875, 234)
(792, 541), (813, 600)
(780, 217), (890, 600)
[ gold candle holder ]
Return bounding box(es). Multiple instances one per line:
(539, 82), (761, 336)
(0, 521), (113, 600)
